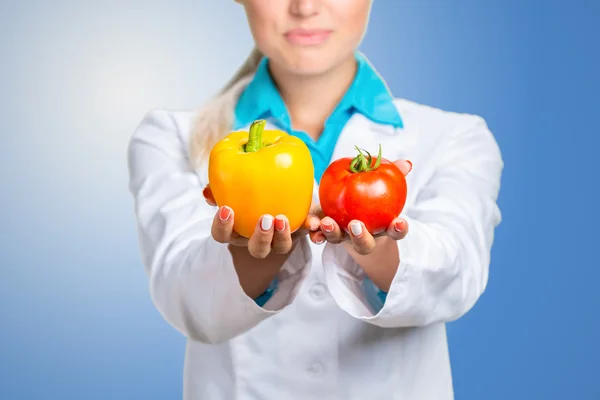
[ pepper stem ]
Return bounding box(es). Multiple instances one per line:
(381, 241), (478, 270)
(349, 144), (383, 173)
(244, 119), (266, 153)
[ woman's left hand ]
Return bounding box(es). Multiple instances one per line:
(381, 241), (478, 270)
(306, 159), (413, 255)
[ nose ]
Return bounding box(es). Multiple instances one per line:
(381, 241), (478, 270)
(290, 0), (320, 17)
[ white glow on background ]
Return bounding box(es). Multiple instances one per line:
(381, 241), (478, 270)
(0, 0), (258, 327)
(2, 1), (256, 226)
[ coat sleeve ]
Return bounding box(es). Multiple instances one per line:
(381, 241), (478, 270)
(322, 115), (503, 328)
(127, 109), (312, 343)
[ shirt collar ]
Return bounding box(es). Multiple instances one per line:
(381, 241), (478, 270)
(234, 52), (403, 131)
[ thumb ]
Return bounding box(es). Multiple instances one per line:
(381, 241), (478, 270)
(202, 184), (217, 206)
(393, 160), (413, 176)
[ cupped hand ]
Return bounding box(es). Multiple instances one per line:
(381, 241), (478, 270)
(307, 159), (413, 255)
(202, 185), (320, 259)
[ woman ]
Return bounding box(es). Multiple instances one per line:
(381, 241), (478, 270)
(127, 0), (503, 399)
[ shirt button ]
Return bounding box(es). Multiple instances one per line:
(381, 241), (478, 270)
(307, 362), (325, 377)
(309, 283), (326, 300)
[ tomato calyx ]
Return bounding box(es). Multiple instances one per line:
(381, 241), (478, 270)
(349, 144), (383, 173)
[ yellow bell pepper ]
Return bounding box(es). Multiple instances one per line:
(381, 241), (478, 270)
(208, 119), (314, 238)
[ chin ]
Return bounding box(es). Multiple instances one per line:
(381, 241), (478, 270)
(279, 48), (349, 77)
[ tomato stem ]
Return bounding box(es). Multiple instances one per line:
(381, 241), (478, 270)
(244, 119), (266, 153)
(349, 144), (382, 173)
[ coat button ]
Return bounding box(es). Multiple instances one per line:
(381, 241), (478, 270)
(307, 362), (325, 377)
(309, 283), (326, 300)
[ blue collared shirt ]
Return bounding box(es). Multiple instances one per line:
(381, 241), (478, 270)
(234, 52), (403, 311)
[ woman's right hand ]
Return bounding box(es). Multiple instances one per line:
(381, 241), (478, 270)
(202, 185), (318, 259)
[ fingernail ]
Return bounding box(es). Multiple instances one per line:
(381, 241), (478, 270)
(219, 206), (232, 222)
(315, 238), (325, 245)
(275, 215), (286, 232)
(395, 220), (405, 232)
(406, 160), (413, 172)
(261, 215), (274, 231)
(350, 221), (363, 237)
(322, 221), (334, 233)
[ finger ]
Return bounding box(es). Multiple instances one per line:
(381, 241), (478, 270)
(211, 206), (234, 243)
(272, 215), (293, 254)
(202, 185), (217, 206)
(393, 160), (413, 176)
(305, 213), (321, 233)
(248, 215), (275, 259)
(309, 230), (326, 245)
(348, 220), (376, 255)
(386, 218), (409, 240)
(320, 216), (345, 244)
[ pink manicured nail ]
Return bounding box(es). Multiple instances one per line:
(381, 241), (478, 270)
(322, 221), (334, 233)
(219, 206), (232, 222)
(275, 215), (286, 232)
(395, 220), (405, 232)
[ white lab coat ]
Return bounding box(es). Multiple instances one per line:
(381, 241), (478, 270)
(127, 98), (503, 400)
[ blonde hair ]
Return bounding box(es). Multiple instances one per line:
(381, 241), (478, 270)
(189, 47), (264, 167)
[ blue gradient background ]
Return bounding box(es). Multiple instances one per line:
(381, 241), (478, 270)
(1, 1), (597, 399)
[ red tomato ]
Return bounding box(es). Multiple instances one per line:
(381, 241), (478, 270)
(319, 145), (407, 235)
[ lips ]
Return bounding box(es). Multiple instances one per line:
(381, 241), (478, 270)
(284, 28), (332, 46)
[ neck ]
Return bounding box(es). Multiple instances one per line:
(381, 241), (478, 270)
(269, 55), (357, 141)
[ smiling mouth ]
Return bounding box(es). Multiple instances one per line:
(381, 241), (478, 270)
(284, 29), (333, 46)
